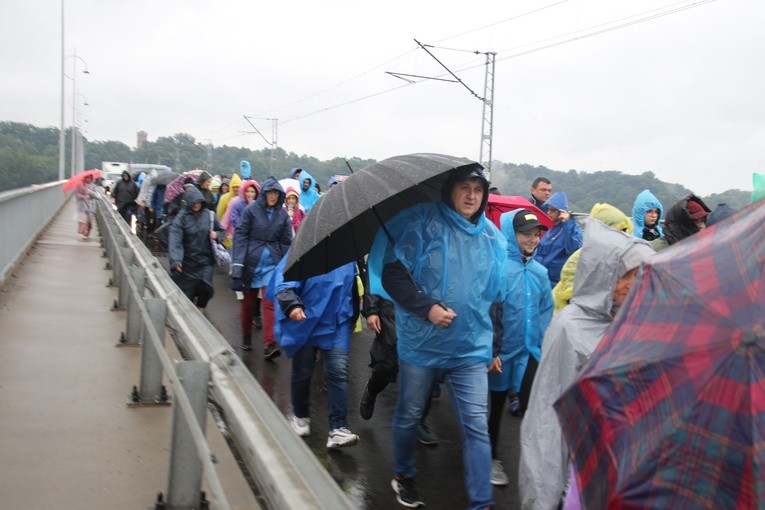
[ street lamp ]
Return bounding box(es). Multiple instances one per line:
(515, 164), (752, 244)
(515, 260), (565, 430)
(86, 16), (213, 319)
(70, 92), (89, 176)
(67, 48), (90, 177)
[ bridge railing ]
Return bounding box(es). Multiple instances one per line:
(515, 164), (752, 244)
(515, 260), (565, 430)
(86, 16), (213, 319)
(95, 197), (355, 510)
(0, 181), (67, 287)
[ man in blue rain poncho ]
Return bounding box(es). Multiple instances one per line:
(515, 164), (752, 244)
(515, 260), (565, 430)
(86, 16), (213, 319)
(296, 169), (320, 213)
(368, 165), (507, 510)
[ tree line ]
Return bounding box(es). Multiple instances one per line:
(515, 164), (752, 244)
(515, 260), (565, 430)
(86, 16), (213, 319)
(0, 121), (751, 214)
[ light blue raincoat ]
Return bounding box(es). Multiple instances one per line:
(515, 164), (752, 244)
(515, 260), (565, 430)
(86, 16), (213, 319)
(631, 189), (664, 238)
(368, 201), (507, 369)
(488, 210), (553, 393)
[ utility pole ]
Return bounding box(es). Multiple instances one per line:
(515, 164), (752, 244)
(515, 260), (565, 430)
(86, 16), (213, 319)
(242, 116), (278, 174)
(390, 40), (497, 181)
(479, 53), (496, 181)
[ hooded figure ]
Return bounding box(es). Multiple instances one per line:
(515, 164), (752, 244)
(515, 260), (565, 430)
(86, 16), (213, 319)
(297, 169), (321, 213)
(631, 189), (664, 241)
(111, 170), (139, 223)
(216, 173), (241, 219)
(552, 203), (633, 314)
(231, 176), (293, 355)
(220, 179), (260, 248)
(535, 191), (584, 287)
(651, 194), (711, 251)
(284, 186), (306, 233)
(706, 203), (737, 227)
(195, 170), (216, 211)
(519, 221), (654, 510)
(368, 165), (507, 509)
(168, 186), (225, 309)
(240, 160), (251, 180)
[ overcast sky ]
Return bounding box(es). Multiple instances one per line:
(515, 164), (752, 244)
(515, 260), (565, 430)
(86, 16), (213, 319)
(2, 0), (762, 195)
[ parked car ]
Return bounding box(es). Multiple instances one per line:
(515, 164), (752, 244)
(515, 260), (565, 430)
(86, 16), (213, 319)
(101, 171), (124, 194)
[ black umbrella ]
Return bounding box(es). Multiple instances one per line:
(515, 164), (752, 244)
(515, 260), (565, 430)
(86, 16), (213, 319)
(282, 153), (482, 281)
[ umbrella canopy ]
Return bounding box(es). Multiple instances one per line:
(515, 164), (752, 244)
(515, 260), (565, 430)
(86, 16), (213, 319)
(279, 178), (300, 194)
(152, 169), (179, 186)
(484, 194), (553, 231)
(63, 169), (101, 192)
(554, 200), (765, 509)
(283, 153), (482, 281)
(163, 173), (198, 204)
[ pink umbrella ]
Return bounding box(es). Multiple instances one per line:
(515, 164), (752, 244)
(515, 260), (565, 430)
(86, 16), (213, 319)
(63, 169), (101, 192)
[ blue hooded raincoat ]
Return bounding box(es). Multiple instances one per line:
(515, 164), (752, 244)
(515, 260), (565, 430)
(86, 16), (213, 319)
(535, 192), (583, 287)
(296, 169), (320, 212)
(368, 201), (507, 368)
(631, 189), (664, 239)
(269, 255), (357, 358)
(488, 210), (554, 393)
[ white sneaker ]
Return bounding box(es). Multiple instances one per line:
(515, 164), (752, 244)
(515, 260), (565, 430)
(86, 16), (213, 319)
(491, 459), (509, 486)
(326, 427), (359, 448)
(290, 416), (310, 437)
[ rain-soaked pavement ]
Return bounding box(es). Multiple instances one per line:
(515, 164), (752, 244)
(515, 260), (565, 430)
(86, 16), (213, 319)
(157, 253), (523, 509)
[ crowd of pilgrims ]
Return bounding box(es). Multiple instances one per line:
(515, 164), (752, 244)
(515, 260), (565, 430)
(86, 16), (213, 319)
(81, 161), (745, 510)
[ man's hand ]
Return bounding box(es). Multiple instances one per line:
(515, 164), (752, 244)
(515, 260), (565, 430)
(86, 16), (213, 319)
(559, 210), (571, 222)
(366, 314), (381, 334)
(427, 303), (456, 328)
(289, 308), (306, 321)
(488, 356), (502, 373)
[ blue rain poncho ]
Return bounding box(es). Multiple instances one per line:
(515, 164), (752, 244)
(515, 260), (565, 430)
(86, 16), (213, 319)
(269, 255), (357, 358)
(297, 169), (320, 212)
(488, 210), (553, 393)
(368, 201), (507, 369)
(631, 189), (664, 240)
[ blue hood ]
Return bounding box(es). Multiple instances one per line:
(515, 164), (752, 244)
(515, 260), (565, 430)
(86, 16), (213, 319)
(240, 160), (251, 179)
(631, 189), (664, 237)
(542, 191), (570, 213)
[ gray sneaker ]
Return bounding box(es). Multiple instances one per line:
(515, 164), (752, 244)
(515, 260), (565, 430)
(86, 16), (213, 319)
(326, 427), (359, 448)
(491, 459), (509, 486)
(417, 423), (438, 446)
(290, 416), (310, 437)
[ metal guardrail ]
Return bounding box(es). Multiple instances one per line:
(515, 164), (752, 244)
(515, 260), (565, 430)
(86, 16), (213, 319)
(95, 198), (355, 510)
(0, 181), (68, 288)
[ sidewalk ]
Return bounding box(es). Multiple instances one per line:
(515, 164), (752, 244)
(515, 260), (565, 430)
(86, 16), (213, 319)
(0, 199), (257, 509)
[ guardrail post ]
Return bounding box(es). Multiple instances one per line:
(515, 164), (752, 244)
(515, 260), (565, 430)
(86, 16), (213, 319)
(119, 265), (147, 345)
(166, 361), (210, 510)
(114, 246), (135, 310)
(129, 298), (170, 406)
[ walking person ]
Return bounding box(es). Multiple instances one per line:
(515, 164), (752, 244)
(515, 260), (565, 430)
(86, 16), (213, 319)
(488, 209), (553, 486)
(111, 170), (139, 224)
(271, 255), (361, 449)
(368, 165), (507, 509)
(75, 173), (101, 240)
(231, 177), (292, 357)
(168, 186), (225, 312)
(535, 191), (583, 287)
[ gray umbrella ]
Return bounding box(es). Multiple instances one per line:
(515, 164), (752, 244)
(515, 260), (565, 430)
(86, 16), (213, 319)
(282, 153), (482, 281)
(153, 169), (179, 186)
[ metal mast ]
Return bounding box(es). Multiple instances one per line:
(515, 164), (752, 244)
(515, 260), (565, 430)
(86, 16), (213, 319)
(479, 52), (496, 182)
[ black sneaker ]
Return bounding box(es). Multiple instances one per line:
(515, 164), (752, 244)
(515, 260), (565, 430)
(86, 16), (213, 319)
(242, 334), (252, 351)
(417, 423), (438, 446)
(264, 344), (281, 360)
(359, 381), (377, 420)
(391, 476), (424, 508)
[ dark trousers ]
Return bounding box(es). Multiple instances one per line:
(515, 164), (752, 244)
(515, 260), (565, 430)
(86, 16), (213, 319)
(488, 355), (539, 458)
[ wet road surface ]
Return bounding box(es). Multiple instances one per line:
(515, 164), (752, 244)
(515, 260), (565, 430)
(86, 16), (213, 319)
(159, 255), (523, 509)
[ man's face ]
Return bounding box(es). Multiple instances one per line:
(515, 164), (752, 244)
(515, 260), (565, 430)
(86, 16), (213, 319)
(302, 178), (311, 191)
(265, 189), (279, 207)
(547, 206), (562, 224)
(644, 208), (659, 226)
(531, 182), (552, 202)
(200, 178), (211, 190)
(451, 178), (484, 220)
(190, 202), (203, 213)
(612, 267), (639, 305)
(516, 228), (542, 255)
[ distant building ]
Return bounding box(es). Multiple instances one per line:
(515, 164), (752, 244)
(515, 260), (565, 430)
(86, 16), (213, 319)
(136, 131), (148, 149)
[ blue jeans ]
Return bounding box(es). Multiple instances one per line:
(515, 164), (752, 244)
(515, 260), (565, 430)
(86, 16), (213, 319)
(393, 360), (493, 509)
(291, 345), (350, 431)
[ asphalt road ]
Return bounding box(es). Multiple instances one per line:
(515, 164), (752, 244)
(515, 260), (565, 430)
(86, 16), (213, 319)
(157, 252), (523, 509)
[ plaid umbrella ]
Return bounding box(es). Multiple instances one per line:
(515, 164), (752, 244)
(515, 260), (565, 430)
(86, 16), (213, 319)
(554, 199), (765, 510)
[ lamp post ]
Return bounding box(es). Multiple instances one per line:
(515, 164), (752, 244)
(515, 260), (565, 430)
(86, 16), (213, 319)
(68, 48), (90, 177)
(58, 0), (65, 181)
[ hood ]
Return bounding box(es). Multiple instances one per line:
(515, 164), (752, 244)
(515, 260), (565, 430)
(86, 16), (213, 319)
(121, 170), (132, 181)
(298, 170), (317, 192)
(197, 171), (212, 186)
(663, 194), (710, 245)
(290, 167), (303, 179)
(570, 220), (653, 320)
(440, 164), (490, 223)
(328, 176), (339, 188)
(239, 160), (251, 179)
(183, 186), (205, 210)
(228, 173), (242, 193)
(590, 203), (633, 234)
(238, 179), (260, 203)
(542, 191), (570, 213)
(285, 186), (300, 202)
(631, 189), (664, 235)
(499, 209), (533, 260)
(707, 203), (737, 227)
(256, 176), (286, 209)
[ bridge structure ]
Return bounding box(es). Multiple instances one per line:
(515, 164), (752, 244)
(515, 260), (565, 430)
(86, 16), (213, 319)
(0, 182), (523, 509)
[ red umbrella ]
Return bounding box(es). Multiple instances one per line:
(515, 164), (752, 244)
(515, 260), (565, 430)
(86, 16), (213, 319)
(484, 194), (553, 231)
(63, 169), (102, 192)
(554, 199), (765, 509)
